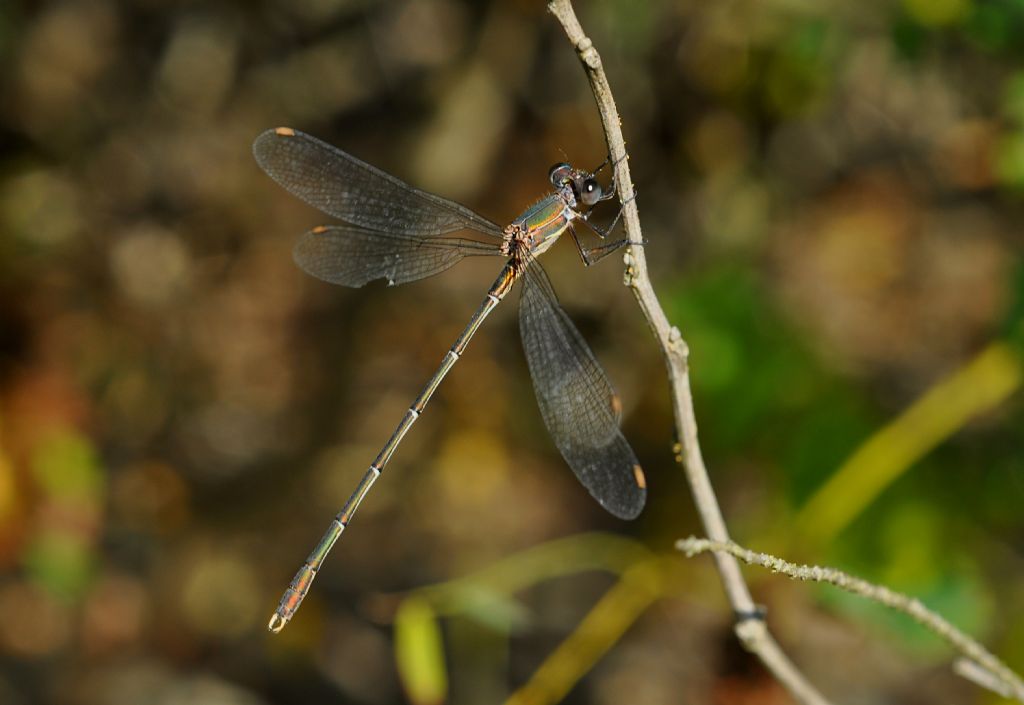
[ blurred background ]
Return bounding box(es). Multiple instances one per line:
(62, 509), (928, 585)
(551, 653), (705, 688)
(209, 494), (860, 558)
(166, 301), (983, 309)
(1, 0), (1023, 703)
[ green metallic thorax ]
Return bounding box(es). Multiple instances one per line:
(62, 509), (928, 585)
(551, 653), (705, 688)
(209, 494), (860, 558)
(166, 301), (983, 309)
(510, 193), (574, 257)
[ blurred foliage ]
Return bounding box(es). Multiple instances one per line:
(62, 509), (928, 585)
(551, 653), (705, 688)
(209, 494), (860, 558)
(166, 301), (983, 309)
(795, 342), (1021, 547)
(395, 597), (448, 705)
(0, 0), (1023, 704)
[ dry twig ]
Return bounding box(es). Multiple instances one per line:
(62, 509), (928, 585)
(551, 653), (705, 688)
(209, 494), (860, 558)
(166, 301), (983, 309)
(545, 1), (832, 703)
(678, 537), (1024, 703)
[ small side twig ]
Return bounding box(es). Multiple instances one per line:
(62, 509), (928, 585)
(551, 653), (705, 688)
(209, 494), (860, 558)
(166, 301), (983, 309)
(955, 657), (1022, 700)
(678, 536), (1024, 704)
(547, 2), (831, 704)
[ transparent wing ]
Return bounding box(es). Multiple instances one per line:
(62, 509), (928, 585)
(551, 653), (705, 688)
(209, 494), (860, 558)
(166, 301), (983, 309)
(253, 128), (504, 238)
(294, 225), (499, 288)
(519, 261), (646, 519)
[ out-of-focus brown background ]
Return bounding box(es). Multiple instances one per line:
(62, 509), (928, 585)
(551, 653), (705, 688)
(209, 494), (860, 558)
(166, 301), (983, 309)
(2, 0), (1023, 703)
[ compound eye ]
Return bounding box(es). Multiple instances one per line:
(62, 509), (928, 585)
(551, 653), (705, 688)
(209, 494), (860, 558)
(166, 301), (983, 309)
(548, 162), (573, 186)
(580, 177), (603, 206)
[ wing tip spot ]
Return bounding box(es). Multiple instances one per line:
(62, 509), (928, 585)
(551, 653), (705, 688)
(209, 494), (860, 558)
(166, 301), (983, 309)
(633, 464), (646, 489)
(610, 393), (622, 416)
(274, 126), (296, 137)
(312, 225), (328, 234)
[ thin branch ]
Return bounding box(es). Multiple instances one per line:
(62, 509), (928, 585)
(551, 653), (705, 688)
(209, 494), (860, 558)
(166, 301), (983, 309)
(546, 2), (832, 704)
(955, 658), (1022, 700)
(678, 537), (1024, 704)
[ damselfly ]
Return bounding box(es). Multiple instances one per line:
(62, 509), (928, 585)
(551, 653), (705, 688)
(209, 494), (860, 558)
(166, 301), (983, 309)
(253, 127), (646, 633)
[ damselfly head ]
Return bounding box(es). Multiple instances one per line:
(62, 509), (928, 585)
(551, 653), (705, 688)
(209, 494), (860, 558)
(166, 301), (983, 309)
(549, 163), (603, 207)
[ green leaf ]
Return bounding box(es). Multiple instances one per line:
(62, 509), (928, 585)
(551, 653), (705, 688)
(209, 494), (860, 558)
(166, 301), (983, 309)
(445, 584), (531, 633)
(395, 597), (448, 705)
